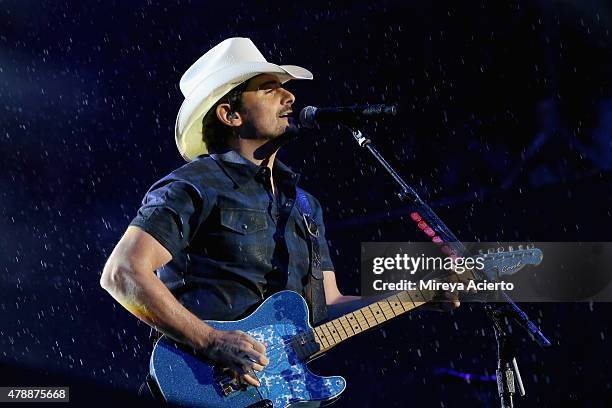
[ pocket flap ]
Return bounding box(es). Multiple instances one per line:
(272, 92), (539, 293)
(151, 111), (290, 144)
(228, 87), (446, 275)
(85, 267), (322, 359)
(220, 208), (268, 235)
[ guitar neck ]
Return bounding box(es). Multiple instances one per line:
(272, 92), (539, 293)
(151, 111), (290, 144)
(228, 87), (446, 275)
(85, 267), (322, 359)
(292, 288), (438, 360)
(291, 246), (541, 359)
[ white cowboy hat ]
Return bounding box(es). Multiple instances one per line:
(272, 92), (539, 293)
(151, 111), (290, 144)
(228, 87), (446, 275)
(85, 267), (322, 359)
(175, 37), (313, 161)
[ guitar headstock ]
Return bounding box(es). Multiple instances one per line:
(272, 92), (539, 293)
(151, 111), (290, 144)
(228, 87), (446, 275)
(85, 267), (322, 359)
(478, 244), (543, 280)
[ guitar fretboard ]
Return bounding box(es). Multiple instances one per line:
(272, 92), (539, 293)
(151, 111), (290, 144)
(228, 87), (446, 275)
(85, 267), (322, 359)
(291, 289), (437, 361)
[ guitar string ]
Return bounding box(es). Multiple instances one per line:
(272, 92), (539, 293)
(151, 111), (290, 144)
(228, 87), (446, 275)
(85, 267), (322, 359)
(258, 295), (427, 357)
(247, 254), (531, 359)
(251, 312), (399, 362)
(256, 319), (368, 358)
(239, 294), (460, 368)
(254, 303), (418, 358)
(258, 313), (385, 355)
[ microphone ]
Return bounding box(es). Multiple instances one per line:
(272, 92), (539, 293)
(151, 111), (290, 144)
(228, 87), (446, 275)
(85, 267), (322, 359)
(299, 104), (398, 129)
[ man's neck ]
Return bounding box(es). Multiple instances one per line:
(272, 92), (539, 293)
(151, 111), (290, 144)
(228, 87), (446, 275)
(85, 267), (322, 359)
(235, 139), (277, 169)
(232, 138), (278, 194)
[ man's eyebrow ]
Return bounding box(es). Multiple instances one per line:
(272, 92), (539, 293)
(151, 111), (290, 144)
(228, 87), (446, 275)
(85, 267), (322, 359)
(257, 80), (282, 89)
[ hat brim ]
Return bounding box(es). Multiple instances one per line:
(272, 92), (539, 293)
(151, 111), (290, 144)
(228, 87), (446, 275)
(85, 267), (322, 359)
(175, 62), (312, 161)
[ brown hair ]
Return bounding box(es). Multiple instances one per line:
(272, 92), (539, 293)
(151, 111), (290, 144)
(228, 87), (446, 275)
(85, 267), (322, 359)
(201, 81), (249, 153)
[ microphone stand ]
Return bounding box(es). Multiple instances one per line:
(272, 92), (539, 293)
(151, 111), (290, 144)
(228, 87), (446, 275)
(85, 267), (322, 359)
(342, 125), (551, 407)
(485, 303), (526, 408)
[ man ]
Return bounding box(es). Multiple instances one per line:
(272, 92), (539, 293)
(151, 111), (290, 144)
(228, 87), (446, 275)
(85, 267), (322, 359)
(100, 37), (361, 390)
(100, 37), (458, 398)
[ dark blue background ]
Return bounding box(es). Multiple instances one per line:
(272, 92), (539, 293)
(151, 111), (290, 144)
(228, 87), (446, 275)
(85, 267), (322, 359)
(1, 1), (612, 406)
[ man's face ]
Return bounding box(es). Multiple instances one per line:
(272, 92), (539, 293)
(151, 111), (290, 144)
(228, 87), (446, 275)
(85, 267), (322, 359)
(237, 73), (296, 140)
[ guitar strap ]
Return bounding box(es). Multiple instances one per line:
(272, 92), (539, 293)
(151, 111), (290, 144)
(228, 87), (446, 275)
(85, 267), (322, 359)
(294, 188), (328, 325)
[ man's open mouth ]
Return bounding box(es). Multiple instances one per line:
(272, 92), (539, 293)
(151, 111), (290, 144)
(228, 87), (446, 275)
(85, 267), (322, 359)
(279, 111), (292, 118)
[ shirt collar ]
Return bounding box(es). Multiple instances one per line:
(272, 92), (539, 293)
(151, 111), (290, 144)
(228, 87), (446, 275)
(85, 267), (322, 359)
(210, 150), (301, 187)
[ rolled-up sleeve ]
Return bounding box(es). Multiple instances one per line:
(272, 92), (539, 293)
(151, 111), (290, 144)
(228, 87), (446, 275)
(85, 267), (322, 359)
(129, 180), (211, 258)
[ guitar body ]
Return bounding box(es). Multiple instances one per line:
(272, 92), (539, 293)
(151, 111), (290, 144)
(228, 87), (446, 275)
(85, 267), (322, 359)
(150, 291), (346, 407)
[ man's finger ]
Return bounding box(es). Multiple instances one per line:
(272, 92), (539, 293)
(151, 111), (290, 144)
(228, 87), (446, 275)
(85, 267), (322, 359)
(239, 357), (265, 372)
(429, 292), (460, 311)
(242, 347), (269, 366)
(447, 292), (460, 309)
(243, 334), (266, 354)
(239, 369), (261, 387)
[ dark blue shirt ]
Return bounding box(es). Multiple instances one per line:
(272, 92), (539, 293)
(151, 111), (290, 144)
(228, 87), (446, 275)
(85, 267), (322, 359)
(130, 150), (334, 321)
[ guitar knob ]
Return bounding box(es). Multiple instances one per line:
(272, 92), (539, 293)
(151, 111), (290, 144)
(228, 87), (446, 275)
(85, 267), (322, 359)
(518, 245), (524, 250)
(478, 249), (484, 255)
(487, 248), (494, 254)
(508, 245), (514, 251)
(497, 247), (504, 253)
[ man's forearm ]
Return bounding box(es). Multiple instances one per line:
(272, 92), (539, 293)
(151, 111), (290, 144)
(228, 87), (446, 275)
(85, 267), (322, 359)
(101, 263), (213, 350)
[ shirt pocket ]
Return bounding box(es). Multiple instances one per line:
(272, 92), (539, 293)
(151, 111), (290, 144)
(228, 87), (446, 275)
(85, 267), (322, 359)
(220, 208), (268, 235)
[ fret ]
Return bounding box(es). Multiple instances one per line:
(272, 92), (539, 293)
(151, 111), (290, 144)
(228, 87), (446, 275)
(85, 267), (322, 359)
(320, 325), (335, 347)
(367, 303), (386, 324)
(354, 311), (369, 332)
(319, 324), (332, 345)
(397, 291), (416, 308)
(345, 313), (363, 334)
(411, 289), (430, 305)
(325, 322), (342, 344)
(331, 319), (348, 340)
(338, 316), (355, 336)
(338, 318), (352, 338)
(313, 326), (329, 349)
(331, 322), (344, 342)
(357, 309), (372, 329)
(361, 307), (377, 326)
(388, 294), (408, 314)
(378, 300), (396, 319)
(322, 326), (333, 348)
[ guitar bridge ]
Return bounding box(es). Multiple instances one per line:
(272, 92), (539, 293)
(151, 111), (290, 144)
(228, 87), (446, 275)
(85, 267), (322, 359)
(214, 367), (245, 396)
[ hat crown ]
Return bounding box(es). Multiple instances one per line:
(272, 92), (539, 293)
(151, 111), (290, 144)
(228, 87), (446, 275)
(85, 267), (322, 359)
(179, 37), (268, 97)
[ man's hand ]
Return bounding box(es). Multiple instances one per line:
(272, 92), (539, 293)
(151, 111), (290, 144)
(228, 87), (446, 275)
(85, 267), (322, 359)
(203, 329), (269, 387)
(421, 268), (461, 312)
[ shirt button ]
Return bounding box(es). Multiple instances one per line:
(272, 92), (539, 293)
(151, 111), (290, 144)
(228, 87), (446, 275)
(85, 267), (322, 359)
(241, 224), (248, 230)
(284, 202), (292, 208)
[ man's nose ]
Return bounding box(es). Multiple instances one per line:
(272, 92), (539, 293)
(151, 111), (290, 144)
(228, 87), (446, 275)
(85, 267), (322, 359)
(280, 87), (295, 106)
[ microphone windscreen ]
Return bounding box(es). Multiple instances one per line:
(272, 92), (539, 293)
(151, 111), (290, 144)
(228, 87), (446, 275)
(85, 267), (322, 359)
(299, 106), (318, 129)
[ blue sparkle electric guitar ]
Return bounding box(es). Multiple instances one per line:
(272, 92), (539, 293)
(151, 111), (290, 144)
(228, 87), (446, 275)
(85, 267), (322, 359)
(150, 246), (542, 407)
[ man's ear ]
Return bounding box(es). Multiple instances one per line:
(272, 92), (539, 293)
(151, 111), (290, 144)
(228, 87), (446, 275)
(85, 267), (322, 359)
(216, 103), (242, 127)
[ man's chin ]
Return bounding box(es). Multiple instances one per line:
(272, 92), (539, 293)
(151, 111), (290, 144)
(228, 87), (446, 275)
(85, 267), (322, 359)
(270, 125), (300, 144)
(281, 121), (300, 137)
(252, 126), (300, 160)
(265, 122), (299, 140)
